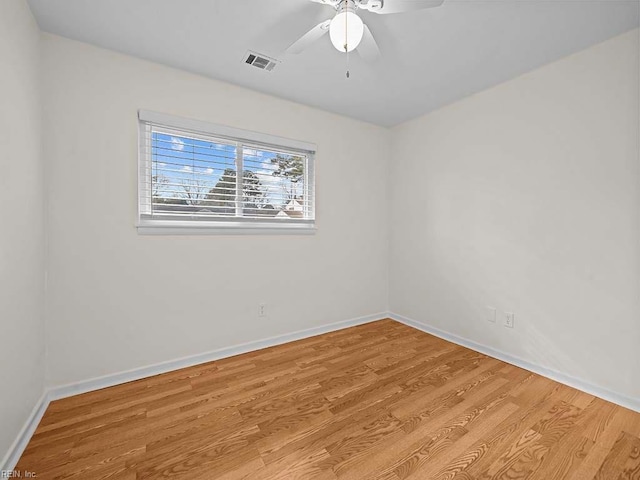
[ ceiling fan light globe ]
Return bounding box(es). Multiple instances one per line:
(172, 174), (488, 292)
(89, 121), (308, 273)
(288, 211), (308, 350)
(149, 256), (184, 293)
(329, 11), (364, 53)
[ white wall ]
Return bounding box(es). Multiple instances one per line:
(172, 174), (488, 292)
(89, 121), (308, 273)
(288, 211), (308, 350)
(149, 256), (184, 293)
(0, 0), (45, 465)
(41, 34), (390, 387)
(390, 29), (640, 399)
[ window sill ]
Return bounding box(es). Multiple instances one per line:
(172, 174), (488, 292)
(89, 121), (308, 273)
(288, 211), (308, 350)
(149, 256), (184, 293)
(136, 221), (317, 236)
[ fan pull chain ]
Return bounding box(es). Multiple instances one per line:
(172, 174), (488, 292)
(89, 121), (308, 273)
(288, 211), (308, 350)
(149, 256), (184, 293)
(345, 6), (350, 79)
(346, 51), (350, 78)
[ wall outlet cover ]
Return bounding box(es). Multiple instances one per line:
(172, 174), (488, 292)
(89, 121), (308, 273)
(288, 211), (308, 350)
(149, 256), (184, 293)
(505, 312), (515, 328)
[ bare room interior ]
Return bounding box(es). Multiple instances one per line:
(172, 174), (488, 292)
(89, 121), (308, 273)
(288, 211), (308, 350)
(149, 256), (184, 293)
(1, 0), (639, 478)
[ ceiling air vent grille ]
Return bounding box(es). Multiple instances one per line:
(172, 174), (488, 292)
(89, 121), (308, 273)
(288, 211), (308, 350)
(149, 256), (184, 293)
(244, 51), (279, 72)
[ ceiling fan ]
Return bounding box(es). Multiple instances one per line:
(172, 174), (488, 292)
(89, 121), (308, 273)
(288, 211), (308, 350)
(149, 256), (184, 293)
(286, 0), (445, 62)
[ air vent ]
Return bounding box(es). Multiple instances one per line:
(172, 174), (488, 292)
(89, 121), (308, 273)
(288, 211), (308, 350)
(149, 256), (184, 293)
(243, 51), (280, 72)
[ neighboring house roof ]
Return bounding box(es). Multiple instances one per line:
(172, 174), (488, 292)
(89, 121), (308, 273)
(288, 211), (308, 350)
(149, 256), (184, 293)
(282, 198), (304, 218)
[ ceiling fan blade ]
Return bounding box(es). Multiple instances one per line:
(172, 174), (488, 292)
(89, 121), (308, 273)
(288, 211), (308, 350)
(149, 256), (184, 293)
(309, 0), (340, 5)
(357, 25), (380, 62)
(363, 0), (444, 14)
(286, 19), (331, 54)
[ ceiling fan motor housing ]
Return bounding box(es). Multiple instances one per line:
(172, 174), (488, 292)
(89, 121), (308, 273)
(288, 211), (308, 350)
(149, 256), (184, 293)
(338, 0), (357, 13)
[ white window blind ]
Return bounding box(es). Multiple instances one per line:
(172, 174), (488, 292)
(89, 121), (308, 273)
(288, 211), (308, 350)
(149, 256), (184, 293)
(138, 111), (315, 233)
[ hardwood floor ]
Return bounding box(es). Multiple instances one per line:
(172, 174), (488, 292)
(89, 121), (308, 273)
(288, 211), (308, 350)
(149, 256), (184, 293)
(16, 319), (640, 479)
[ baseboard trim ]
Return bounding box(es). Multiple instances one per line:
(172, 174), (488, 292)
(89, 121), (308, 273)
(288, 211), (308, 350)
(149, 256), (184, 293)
(48, 312), (387, 401)
(1, 390), (50, 473)
(390, 312), (640, 414)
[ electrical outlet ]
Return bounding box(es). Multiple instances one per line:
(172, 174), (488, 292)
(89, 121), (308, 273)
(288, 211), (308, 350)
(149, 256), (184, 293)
(486, 306), (497, 323)
(258, 304), (267, 317)
(504, 312), (515, 328)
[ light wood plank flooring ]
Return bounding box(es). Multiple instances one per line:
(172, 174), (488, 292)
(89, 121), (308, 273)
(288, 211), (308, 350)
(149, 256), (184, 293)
(16, 319), (640, 479)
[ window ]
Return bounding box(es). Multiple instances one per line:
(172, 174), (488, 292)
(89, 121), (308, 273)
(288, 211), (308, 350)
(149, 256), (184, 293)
(138, 110), (315, 234)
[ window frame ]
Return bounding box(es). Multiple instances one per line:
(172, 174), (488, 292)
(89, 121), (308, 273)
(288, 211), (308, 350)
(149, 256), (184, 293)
(137, 110), (316, 235)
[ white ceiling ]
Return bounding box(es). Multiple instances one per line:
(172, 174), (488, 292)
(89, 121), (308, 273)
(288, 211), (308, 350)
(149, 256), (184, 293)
(27, 0), (639, 126)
